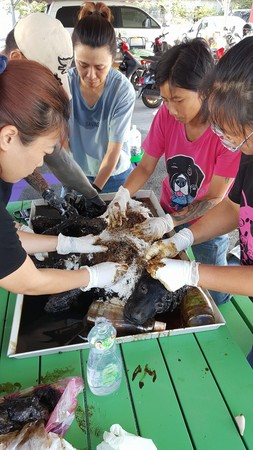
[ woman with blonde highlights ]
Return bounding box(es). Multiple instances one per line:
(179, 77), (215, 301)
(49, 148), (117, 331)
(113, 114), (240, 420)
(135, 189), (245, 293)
(0, 57), (125, 296)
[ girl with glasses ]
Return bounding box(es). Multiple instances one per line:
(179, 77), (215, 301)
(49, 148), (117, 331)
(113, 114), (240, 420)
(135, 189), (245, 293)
(145, 36), (253, 367)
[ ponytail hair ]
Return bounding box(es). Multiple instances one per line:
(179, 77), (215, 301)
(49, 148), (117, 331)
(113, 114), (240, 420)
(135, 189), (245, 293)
(72, 1), (117, 57)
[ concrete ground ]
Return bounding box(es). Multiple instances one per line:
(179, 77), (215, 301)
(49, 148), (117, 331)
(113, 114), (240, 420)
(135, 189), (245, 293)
(11, 95), (238, 249)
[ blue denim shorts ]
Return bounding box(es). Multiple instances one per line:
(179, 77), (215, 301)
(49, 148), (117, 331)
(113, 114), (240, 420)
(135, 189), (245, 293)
(87, 166), (133, 194)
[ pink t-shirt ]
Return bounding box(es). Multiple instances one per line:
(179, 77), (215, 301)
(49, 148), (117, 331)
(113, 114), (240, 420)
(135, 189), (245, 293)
(143, 105), (241, 218)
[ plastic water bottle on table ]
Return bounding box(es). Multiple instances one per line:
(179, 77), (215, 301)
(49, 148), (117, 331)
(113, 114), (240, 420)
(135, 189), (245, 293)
(87, 317), (122, 396)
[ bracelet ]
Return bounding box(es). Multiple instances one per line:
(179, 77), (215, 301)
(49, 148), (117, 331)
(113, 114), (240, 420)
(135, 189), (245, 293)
(92, 183), (102, 193)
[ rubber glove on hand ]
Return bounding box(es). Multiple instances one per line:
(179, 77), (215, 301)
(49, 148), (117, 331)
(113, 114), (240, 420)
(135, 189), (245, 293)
(106, 186), (130, 227)
(18, 224), (48, 261)
(145, 228), (194, 260)
(85, 194), (107, 216)
(42, 188), (78, 217)
(80, 262), (128, 292)
(56, 233), (108, 254)
(97, 424), (157, 450)
(147, 258), (200, 292)
(132, 214), (174, 240)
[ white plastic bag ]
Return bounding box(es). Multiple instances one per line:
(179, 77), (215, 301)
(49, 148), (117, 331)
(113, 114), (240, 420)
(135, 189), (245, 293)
(96, 424), (157, 450)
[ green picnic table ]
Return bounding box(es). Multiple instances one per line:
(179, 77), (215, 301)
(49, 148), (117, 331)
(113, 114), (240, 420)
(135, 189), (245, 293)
(1, 200), (253, 450)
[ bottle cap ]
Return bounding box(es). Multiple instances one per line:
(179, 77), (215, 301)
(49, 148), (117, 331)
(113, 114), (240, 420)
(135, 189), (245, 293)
(153, 321), (167, 331)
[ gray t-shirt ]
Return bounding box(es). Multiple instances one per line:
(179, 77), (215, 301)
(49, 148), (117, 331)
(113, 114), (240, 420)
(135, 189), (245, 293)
(68, 67), (135, 177)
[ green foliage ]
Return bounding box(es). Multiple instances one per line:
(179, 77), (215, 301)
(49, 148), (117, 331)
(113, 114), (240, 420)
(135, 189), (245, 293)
(192, 5), (220, 22)
(7, 0), (47, 18)
(170, 1), (218, 22)
(231, 0), (252, 8)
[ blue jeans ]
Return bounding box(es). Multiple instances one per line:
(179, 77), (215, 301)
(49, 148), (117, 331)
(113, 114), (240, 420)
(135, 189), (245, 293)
(175, 225), (230, 306)
(87, 166), (133, 194)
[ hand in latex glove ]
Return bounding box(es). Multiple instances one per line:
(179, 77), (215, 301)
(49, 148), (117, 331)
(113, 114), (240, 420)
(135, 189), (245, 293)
(145, 228), (194, 260)
(147, 258), (200, 292)
(56, 233), (108, 255)
(97, 424), (157, 450)
(81, 262), (128, 292)
(42, 188), (78, 217)
(132, 214), (174, 240)
(18, 224), (48, 261)
(106, 186), (130, 227)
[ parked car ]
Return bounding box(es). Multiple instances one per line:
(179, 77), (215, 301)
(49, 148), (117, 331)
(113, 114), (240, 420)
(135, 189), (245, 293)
(180, 15), (246, 43)
(46, 0), (170, 50)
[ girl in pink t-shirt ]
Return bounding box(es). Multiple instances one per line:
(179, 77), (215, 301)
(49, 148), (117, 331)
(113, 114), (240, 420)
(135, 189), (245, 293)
(107, 38), (240, 305)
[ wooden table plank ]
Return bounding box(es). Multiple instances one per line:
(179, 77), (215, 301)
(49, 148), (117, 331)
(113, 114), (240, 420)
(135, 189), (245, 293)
(231, 295), (253, 333)
(81, 345), (139, 450)
(122, 339), (194, 450)
(40, 351), (88, 450)
(219, 302), (253, 356)
(0, 293), (39, 394)
(159, 333), (247, 450)
(196, 326), (253, 450)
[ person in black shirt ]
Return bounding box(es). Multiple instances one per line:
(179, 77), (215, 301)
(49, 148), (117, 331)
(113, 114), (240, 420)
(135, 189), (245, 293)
(0, 57), (125, 295)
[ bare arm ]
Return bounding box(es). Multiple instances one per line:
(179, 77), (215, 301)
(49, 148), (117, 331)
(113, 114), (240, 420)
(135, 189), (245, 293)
(93, 142), (122, 190)
(198, 264), (253, 297)
(172, 175), (233, 226)
(17, 230), (59, 254)
(0, 255), (90, 295)
(124, 153), (159, 194)
(190, 197), (239, 244)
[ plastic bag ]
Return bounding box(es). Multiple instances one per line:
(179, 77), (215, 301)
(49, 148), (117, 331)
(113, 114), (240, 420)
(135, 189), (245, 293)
(45, 377), (83, 435)
(0, 421), (76, 450)
(0, 377), (84, 437)
(97, 424), (157, 450)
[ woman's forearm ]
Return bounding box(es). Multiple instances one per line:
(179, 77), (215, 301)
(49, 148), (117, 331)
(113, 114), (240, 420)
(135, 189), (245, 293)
(198, 264), (253, 297)
(124, 154), (158, 195)
(190, 198), (239, 244)
(0, 255), (90, 295)
(17, 231), (58, 254)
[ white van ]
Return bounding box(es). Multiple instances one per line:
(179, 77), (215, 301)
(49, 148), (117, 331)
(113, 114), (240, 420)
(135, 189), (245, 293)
(46, 0), (169, 49)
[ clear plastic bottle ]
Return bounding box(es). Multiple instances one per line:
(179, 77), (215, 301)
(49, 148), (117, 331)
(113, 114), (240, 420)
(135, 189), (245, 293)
(87, 317), (122, 396)
(129, 124), (142, 157)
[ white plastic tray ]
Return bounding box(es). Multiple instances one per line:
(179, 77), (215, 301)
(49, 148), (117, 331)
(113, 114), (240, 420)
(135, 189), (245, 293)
(8, 190), (225, 358)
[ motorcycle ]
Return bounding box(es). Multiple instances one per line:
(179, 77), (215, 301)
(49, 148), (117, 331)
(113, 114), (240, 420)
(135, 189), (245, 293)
(135, 32), (170, 108)
(138, 55), (162, 108)
(117, 39), (143, 82)
(152, 31), (170, 55)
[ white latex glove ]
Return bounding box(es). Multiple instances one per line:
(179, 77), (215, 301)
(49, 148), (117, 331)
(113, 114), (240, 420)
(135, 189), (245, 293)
(147, 258), (200, 292)
(97, 424), (157, 450)
(132, 214), (174, 240)
(18, 224), (48, 261)
(56, 233), (108, 254)
(106, 186), (130, 227)
(145, 228), (194, 260)
(80, 262), (128, 292)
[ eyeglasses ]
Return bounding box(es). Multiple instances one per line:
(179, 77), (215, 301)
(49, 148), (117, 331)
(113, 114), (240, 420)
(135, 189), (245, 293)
(211, 124), (253, 152)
